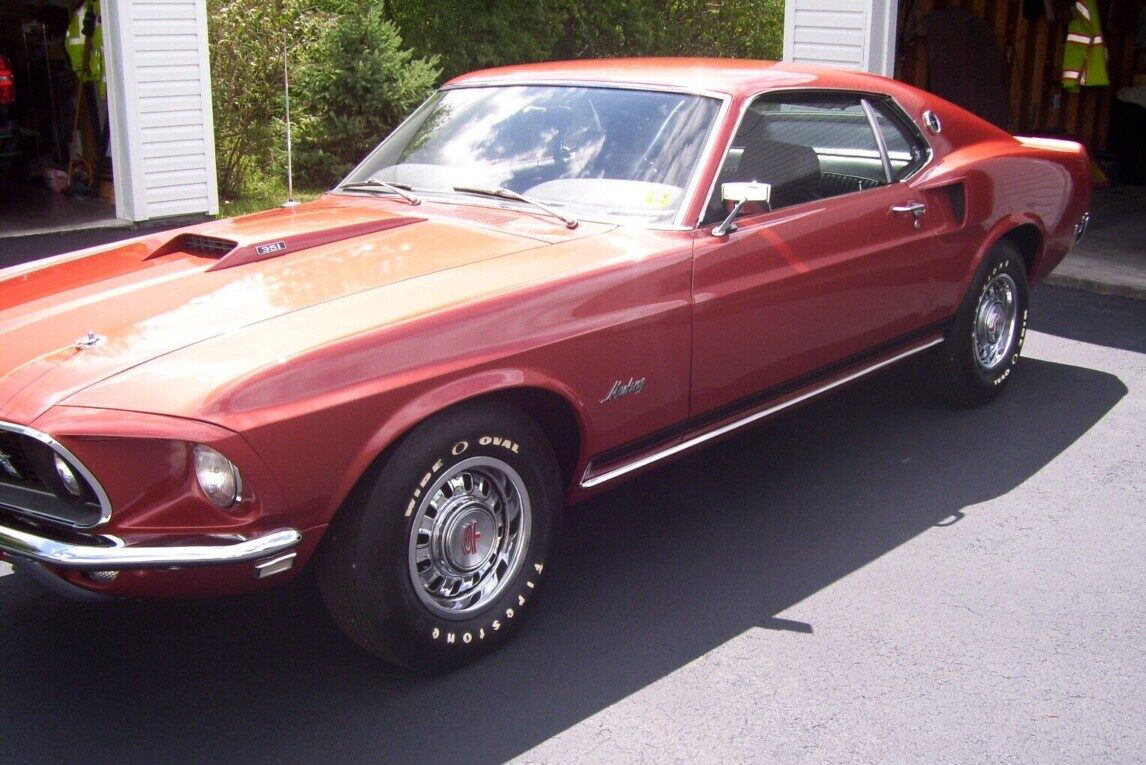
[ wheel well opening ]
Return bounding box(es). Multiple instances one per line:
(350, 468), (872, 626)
(348, 388), (583, 517)
(1001, 224), (1041, 276)
(487, 388), (582, 490)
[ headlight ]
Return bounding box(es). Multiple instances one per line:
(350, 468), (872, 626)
(193, 445), (242, 508)
(53, 453), (84, 497)
(20, 436), (94, 505)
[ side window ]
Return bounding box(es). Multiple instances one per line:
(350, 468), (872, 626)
(704, 93), (892, 224)
(871, 100), (929, 181)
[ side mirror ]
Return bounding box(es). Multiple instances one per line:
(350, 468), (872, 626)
(713, 181), (771, 237)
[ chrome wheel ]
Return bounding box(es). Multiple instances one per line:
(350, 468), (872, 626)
(973, 272), (1018, 371)
(407, 456), (531, 619)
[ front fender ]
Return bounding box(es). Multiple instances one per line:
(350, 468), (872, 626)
(325, 370), (589, 526)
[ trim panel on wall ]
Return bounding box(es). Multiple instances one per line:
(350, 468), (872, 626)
(783, 0), (899, 76)
(100, 0), (219, 222)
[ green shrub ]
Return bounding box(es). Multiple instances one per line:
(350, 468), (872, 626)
(206, 0), (333, 198)
(292, 8), (439, 187)
(388, 0), (784, 81)
(207, 0), (784, 202)
(218, 171), (322, 218)
(574, 0), (784, 62)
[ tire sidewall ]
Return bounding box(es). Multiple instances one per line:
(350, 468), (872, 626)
(953, 244), (1030, 396)
(351, 404), (560, 670)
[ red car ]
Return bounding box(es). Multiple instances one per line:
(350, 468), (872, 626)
(0, 59), (1090, 671)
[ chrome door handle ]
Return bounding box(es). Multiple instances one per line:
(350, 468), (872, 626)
(891, 202), (927, 217)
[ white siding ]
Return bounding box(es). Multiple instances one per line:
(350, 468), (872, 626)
(102, 0), (219, 221)
(783, 0), (898, 76)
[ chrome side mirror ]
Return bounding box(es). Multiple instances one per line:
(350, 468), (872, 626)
(712, 181), (771, 237)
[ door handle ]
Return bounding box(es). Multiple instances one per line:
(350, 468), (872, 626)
(890, 202), (927, 217)
(891, 201), (927, 228)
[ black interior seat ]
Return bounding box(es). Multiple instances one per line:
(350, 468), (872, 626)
(732, 138), (820, 208)
(817, 172), (881, 198)
(707, 137), (821, 221)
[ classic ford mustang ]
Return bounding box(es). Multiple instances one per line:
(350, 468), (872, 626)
(0, 59), (1090, 671)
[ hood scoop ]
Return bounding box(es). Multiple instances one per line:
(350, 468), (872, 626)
(148, 217), (425, 271)
(181, 233), (238, 256)
(145, 233), (238, 260)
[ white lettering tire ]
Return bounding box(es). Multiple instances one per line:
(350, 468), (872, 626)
(317, 400), (562, 672)
(926, 240), (1030, 406)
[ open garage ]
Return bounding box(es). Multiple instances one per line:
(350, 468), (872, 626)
(0, 0), (218, 239)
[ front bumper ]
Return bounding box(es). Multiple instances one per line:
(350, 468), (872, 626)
(0, 522), (301, 571)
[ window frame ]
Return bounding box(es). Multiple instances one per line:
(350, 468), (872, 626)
(696, 88), (934, 229)
(339, 81), (734, 232)
(865, 95), (933, 182)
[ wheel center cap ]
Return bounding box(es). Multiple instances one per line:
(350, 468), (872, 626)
(443, 505), (497, 573)
(984, 304), (1003, 341)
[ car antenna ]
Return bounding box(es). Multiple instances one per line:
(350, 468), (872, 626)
(281, 41), (299, 209)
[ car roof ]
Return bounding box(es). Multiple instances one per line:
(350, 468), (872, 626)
(445, 58), (904, 99)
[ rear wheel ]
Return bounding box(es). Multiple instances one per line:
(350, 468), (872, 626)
(926, 240), (1029, 406)
(317, 400), (562, 672)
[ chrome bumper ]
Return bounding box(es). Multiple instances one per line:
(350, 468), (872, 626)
(0, 522), (301, 570)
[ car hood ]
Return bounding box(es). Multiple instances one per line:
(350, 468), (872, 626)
(0, 196), (605, 423)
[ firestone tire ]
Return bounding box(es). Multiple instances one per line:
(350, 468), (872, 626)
(926, 240), (1029, 407)
(317, 400), (562, 673)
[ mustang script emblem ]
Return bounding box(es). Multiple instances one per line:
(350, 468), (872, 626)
(0, 449), (21, 480)
(600, 377), (646, 403)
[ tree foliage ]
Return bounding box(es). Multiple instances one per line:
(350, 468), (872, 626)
(207, 0), (785, 198)
(292, 8), (439, 186)
(387, 0), (784, 81)
(206, 0), (332, 198)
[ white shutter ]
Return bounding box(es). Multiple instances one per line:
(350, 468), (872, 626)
(783, 0), (898, 76)
(103, 0), (219, 222)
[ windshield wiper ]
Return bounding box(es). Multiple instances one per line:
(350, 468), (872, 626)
(338, 178), (422, 205)
(452, 185), (578, 229)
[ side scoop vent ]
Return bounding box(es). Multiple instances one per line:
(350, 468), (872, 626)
(941, 183), (966, 226)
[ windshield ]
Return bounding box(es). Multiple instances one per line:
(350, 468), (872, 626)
(341, 85), (723, 225)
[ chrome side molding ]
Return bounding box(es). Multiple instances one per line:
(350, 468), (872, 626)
(581, 337), (944, 488)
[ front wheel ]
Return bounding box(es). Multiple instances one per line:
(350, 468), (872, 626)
(926, 240), (1029, 406)
(317, 400), (562, 672)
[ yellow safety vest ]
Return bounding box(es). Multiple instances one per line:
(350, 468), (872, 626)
(1062, 0), (1108, 91)
(66, 1), (105, 97)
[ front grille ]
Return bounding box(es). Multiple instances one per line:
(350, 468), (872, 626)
(0, 430), (47, 491)
(0, 424), (108, 528)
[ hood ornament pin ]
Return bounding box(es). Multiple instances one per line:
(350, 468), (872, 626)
(73, 330), (106, 350)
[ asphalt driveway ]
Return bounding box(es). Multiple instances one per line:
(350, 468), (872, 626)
(0, 284), (1142, 763)
(0, 224), (188, 270)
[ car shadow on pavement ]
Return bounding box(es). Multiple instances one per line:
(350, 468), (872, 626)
(1030, 284), (1146, 354)
(0, 355), (1126, 764)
